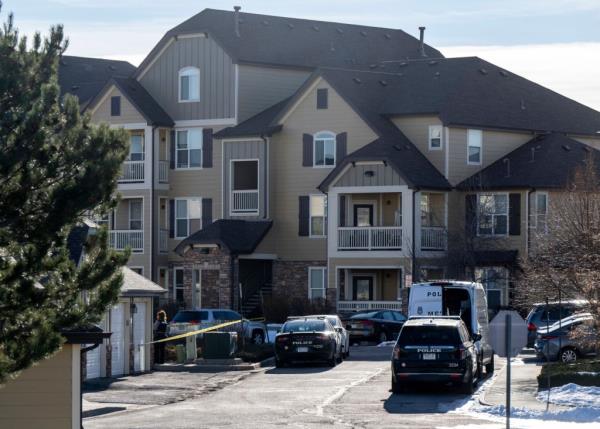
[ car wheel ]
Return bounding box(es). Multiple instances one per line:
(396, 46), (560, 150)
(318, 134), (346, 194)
(461, 369), (475, 394)
(560, 347), (578, 363)
(275, 358), (285, 368)
(379, 331), (388, 343)
(391, 376), (403, 394)
(485, 354), (495, 375)
(328, 352), (337, 367)
(345, 346), (350, 358)
(252, 330), (265, 345)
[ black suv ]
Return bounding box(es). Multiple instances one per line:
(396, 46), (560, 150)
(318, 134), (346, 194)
(391, 316), (479, 394)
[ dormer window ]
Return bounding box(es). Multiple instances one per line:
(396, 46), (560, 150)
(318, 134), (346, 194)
(179, 67), (200, 102)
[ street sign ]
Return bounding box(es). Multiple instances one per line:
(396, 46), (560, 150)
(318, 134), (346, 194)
(489, 310), (527, 358)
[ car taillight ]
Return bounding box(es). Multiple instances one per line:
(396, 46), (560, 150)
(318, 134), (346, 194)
(393, 346), (407, 359)
(362, 320), (374, 326)
(527, 322), (537, 332)
(276, 335), (289, 343)
(319, 334), (331, 341)
(541, 335), (558, 340)
(455, 346), (467, 360)
(189, 320), (199, 324)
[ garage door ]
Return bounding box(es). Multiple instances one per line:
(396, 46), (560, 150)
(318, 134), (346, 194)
(110, 304), (125, 376)
(133, 302), (146, 372)
(86, 345), (101, 379)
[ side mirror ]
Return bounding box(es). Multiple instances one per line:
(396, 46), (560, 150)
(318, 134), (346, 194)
(472, 333), (482, 342)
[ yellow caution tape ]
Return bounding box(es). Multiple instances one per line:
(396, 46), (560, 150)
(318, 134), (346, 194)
(147, 317), (266, 345)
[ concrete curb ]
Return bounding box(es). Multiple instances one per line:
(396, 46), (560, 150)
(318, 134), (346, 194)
(154, 356), (275, 372)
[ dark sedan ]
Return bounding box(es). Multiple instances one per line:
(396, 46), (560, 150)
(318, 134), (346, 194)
(274, 318), (342, 367)
(345, 309), (407, 343)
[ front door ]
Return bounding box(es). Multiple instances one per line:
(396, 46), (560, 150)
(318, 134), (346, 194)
(353, 276), (374, 301)
(353, 204), (374, 227)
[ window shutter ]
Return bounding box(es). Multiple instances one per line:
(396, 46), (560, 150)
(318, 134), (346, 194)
(339, 195), (346, 227)
(465, 194), (477, 237)
(509, 193), (521, 236)
(336, 132), (347, 164)
(298, 196), (310, 236)
(202, 198), (212, 227)
(202, 128), (213, 168)
(302, 134), (313, 167)
(316, 88), (328, 109)
(110, 96), (121, 116)
(170, 130), (176, 169)
(169, 199), (175, 238)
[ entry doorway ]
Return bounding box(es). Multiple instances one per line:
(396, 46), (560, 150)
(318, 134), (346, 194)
(352, 276), (374, 300)
(353, 204), (374, 227)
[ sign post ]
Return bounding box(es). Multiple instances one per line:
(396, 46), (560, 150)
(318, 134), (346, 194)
(505, 313), (511, 429)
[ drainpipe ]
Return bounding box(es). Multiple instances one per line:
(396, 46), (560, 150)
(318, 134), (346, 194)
(411, 188), (420, 282)
(150, 126), (157, 282)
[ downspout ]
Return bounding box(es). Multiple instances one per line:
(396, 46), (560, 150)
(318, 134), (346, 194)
(150, 126), (157, 281)
(411, 188), (419, 282)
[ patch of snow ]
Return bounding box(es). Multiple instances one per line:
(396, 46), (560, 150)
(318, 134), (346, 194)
(478, 403), (600, 424)
(376, 340), (396, 347)
(536, 383), (600, 408)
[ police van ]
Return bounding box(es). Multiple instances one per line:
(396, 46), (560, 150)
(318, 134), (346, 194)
(408, 281), (494, 375)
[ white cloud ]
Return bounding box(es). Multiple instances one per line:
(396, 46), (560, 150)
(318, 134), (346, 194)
(441, 43), (600, 111)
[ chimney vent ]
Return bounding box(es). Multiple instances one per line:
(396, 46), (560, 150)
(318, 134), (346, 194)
(418, 26), (427, 57)
(234, 6), (241, 37)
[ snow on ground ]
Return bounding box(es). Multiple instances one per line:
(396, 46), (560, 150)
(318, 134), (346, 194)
(536, 383), (600, 408)
(376, 340), (396, 347)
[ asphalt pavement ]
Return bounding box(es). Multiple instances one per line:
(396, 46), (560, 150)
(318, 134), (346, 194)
(84, 345), (501, 429)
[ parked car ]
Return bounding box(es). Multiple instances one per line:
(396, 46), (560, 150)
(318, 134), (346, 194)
(534, 312), (597, 362)
(289, 314), (350, 358)
(344, 309), (407, 343)
(274, 318), (343, 367)
(525, 300), (588, 347)
(167, 309), (267, 344)
(391, 316), (480, 394)
(409, 281), (494, 374)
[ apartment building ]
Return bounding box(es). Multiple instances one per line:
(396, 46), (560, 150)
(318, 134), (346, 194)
(59, 8), (600, 316)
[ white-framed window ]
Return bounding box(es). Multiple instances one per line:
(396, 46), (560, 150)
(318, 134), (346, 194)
(309, 195), (327, 237)
(129, 132), (145, 161)
(477, 193), (508, 236)
(178, 67), (200, 102)
(309, 267), (327, 300)
(129, 199), (143, 230)
(467, 129), (482, 165)
(536, 192), (548, 233)
(176, 129), (203, 169)
(314, 131), (336, 167)
(428, 125), (442, 150)
(175, 198), (202, 239)
(173, 267), (185, 303)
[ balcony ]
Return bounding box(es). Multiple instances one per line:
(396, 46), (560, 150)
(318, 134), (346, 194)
(421, 226), (446, 251)
(337, 300), (403, 312)
(119, 161), (144, 183)
(159, 228), (169, 253)
(231, 190), (259, 215)
(109, 230), (144, 252)
(158, 160), (169, 184)
(337, 227), (402, 251)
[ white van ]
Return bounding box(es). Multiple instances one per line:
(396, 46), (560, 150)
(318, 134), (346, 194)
(408, 281), (495, 374)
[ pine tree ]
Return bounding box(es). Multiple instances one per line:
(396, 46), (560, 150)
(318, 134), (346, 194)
(0, 3), (129, 383)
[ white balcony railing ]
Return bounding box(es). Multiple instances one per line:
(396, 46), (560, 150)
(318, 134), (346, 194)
(109, 230), (144, 252)
(337, 300), (403, 312)
(159, 228), (169, 253)
(119, 161), (145, 182)
(421, 226), (446, 251)
(158, 160), (169, 183)
(337, 226), (402, 250)
(231, 190), (259, 214)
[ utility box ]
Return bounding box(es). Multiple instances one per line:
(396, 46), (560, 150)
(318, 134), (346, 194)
(203, 332), (238, 359)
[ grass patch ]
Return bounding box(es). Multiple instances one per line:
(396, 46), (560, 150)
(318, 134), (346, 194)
(538, 359), (600, 389)
(236, 343), (274, 363)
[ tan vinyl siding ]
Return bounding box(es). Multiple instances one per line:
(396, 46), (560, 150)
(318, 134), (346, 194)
(237, 65), (310, 122)
(91, 87), (145, 125)
(448, 128), (533, 185)
(391, 115), (445, 175)
(139, 36), (235, 120)
(0, 345), (78, 429)
(268, 80), (378, 260)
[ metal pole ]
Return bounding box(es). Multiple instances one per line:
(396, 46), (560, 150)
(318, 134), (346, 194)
(545, 297), (551, 410)
(505, 313), (511, 429)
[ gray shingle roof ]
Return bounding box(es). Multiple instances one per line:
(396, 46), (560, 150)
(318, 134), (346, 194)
(457, 133), (600, 190)
(175, 219), (273, 255)
(121, 267), (166, 297)
(135, 8), (443, 76)
(58, 55), (136, 109)
(110, 77), (173, 126)
(214, 98), (288, 139)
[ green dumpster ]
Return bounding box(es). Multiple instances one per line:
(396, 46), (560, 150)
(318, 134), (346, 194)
(175, 344), (186, 363)
(203, 332), (237, 359)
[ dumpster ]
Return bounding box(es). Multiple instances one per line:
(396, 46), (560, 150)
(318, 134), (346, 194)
(203, 332), (238, 359)
(175, 344), (186, 363)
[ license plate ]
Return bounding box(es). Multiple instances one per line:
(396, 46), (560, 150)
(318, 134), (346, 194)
(297, 347), (309, 353)
(422, 353), (436, 360)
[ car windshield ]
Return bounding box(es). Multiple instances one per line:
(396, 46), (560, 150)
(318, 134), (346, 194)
(350, 312), (378, 320)
(398, 326), (460, 346)
(282, 320), (327, 333)
(172, 311), (208, 323)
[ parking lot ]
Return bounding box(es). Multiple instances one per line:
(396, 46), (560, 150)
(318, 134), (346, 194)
(84, 345), (501, 429)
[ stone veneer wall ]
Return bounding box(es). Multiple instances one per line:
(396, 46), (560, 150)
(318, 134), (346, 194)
(272, 260), (335, 308)
(177, 247), (239, 310)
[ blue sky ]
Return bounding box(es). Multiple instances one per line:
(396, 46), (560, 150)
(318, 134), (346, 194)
(3, 0), (600, 109)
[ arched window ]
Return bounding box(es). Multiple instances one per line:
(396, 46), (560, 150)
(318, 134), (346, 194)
(313, 131), (336, 167)
(178, 67), (200, 102)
